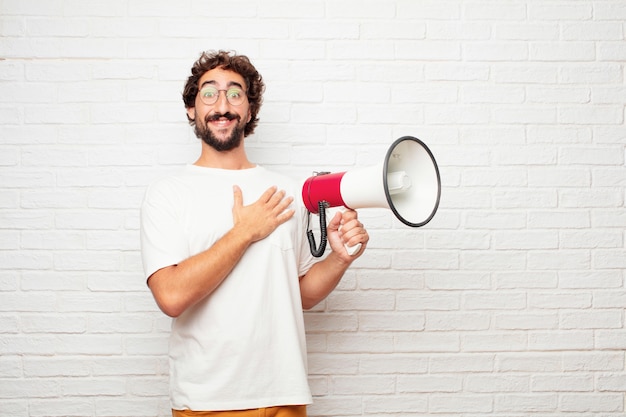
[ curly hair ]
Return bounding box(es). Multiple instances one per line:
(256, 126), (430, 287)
(182, 50), (265, 137)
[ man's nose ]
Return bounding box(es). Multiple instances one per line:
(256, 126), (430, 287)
(214, 90), (231, 113)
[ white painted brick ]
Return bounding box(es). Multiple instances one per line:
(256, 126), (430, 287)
(528, 3), (592, 20)
(494, 271), (558, 290)
(495, 313), (559, 330)
(561, 352), (624, 372)
(396, 1), (461, 19)
(462, 333), (528, 352)
(327, 333), (393, 353)
(463, 292), (526, 310)
(23, 358), (90, 377)
(598, 41), (626, 61)
(91, 357), (162, 376)
(493, 230), (558, 250)
(326, 291), (395, 312)
(466, 374), (529, 393)
(531, 374), (594, 392)
(560, 229), (623, 249)
(21, 314), (86, 334)
(563, 22), (624, 41)
(528, 210), (589, 229)
(594, 290), (626, 308)
(331, 375), (395, 395)
(595, 329), (626, 350)
(528, 250), (590, 270)
(562, 63), (623, 85)
(496, 353), (562, 373)
(596, 372), (626, 392)
(527, 125), (592, 144)
(362, 21), (426, 40)
(559, 270), (623, 289)
(528, 331), (594, 351)
(429, 394), (493, 413)
(528, 166), (593, 190)
(363, 395), (428, 414)
(358, 312), (425, 332)
(426, 312), (490, 331)
(304, 313), (358, 333)
(127, 376), (169, 397)
(426, 272), (490, 290)
(329, 1), (396, 18)
(61, 378), (126, 396)
(429, 21), (491, 40)
(30, 399), (91, 417)
(95, 398), (160, 417)
(359, 353), (427, 374)
(358, 270), (425, 291)
(307, 397), (362, 417)
(494, 394), (557, 412)
(0, 356), (22, 377)
(465, 42), (529, 62)
(308, 353), (359, 375)
(528, 86), (591, 105)
(560, 393), (624, 412)
(461, 250), (526, 271)
(493, 189), (557, 209)
(496, 23), (559, 41)
(397, 291), (459, 311)
(529, 292), (592, 310)
(465, 2), (526, 20)
(2, 1), (626, 414)
(394, 332), (460, 353)
(398, 374), (461, 393)
(426, 62), (489, 82)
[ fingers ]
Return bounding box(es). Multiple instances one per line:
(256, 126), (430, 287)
(232, 185), (243, 208)
(259, 185), (278, 203)
(326, 211), (343, 233)
(268, 188), (294, 214)
(338, 209), (368, 247)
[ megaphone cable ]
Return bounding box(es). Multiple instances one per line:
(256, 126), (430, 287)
(306, 200), (329, 258)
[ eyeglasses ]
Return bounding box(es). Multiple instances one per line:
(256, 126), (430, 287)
(198, 86), (247, 106)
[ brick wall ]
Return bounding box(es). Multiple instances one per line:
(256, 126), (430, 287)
(1, 1), (625, 416)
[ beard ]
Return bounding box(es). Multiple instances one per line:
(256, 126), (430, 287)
(193, 112), (246, 152)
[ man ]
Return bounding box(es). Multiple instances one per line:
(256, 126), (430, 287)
(140, 50), (369, 417)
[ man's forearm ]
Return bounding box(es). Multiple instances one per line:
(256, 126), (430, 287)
(299, 252), (351, 310)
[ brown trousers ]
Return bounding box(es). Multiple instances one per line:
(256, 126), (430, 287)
(172, 405), (307, 417)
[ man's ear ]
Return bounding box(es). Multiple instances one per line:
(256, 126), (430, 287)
(246, 110), (252, 123)
(186, 107), (196, 122)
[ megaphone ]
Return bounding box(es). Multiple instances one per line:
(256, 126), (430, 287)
(302, 136), (441, 257)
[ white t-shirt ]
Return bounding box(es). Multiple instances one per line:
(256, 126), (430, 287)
(140, 164), (317, 411)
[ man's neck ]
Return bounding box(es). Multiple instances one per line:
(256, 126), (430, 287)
(193, 143), (255, 170)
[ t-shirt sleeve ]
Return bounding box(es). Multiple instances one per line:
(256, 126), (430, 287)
(140, 181), (190, 281)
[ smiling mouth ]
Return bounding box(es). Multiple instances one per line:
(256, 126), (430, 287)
(206, 112), (240, 124)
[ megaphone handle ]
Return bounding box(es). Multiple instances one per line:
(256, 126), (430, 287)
(338, 206), (361, 256)
(344, 242), (362, 256)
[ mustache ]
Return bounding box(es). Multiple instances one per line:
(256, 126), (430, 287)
(204, 112), (241, 123)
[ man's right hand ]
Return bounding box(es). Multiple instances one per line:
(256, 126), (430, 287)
(231, 185), (295, 243)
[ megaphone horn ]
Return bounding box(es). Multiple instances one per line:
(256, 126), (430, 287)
(302, 136), (441, 257)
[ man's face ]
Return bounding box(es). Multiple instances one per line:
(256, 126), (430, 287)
(187, 67), (252, 152)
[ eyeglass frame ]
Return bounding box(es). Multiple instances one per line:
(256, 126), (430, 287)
(198, 84), (248, 106)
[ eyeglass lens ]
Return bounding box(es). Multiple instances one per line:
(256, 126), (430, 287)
(199, 86), (245, 106)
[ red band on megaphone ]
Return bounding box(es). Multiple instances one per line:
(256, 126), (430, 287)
(302, 172), (347, 213)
